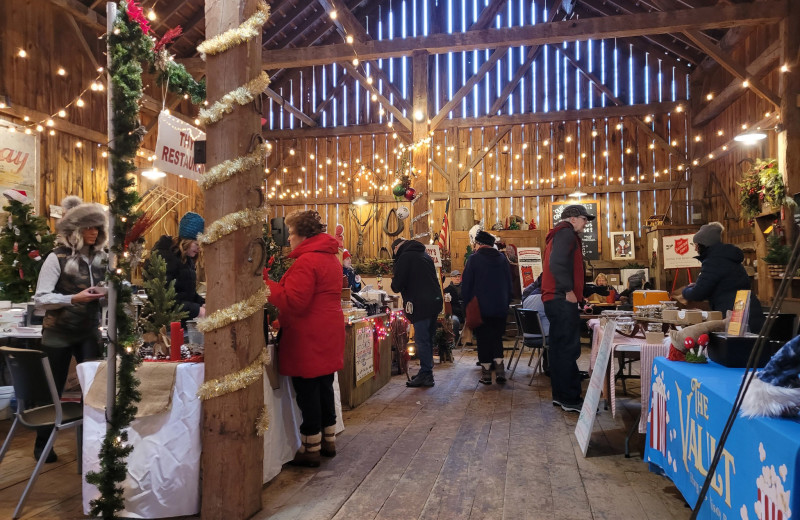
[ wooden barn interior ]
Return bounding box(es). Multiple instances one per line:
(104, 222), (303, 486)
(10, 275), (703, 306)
(0, 0), (799, 518)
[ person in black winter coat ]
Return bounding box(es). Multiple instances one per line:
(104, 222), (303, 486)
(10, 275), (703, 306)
(148, 212), (206, 320)
(683, 222), (764, 333)
(443, 270), (464, 339)
(461, 231), (513, 384)
(391, 238), (443, 388)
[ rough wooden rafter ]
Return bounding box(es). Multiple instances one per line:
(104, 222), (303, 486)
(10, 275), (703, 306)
(430, 180), (682, 200)
(264, 87), (317, 127)
(48, 0), (105, 32)
(692, 40), (781, 127)
(647, 0), (781, 108)
(342, 63), (412, 131)
(559, 47), (687, 159)
(487, 7), (560, 116)
(67, 13), (101, 72)
(458, 126), (514, 182)
(255, 1), (786, 69)
(429, 48), (509, 131)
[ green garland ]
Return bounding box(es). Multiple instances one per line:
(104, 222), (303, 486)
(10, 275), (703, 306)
(85, 3), (205, 517)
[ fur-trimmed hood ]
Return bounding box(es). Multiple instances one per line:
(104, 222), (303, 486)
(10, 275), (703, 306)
(57, 202), (109, 250)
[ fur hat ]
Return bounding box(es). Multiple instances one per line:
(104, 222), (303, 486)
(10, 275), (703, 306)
(179, 212), (204, 240)
(741, 335), (800, 417)
(60, 195), (83, 214)
(693, 221), (724, 247)
(475, 230), (496, 247)
(56, 201), (108, 275)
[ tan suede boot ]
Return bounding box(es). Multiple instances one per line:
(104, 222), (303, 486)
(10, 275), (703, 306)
(321, 425), (336, 457)
(289, 433), (321, 467)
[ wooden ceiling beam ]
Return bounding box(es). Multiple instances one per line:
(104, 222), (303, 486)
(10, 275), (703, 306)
(487, 6), (560, 116)
(430, 48), (508, 132)
(575, 2), (700, 68)
(342, 62), (411, 131)
(170, 7), (207, 50)
(260, 100), (691, 138)
(469, 0), (510, 31)
(648, 0), (781, 108)
(257, 1), (785, 69)
(458, 126), (513, 182)
(560, 47), (687, 159)
(683, 31), (781, 108)
(692, 39), (781, 127)
(262, 2), (321, 49)
(429, 180), (682, 201)
(264, 122), (408, 139)
(48, 0), (105, 32)
(264, 87), (317, 127)
(67, 13), (102, 72)
(314, 0), (411, 113)
(0, 104), (107, 144)
(695, 113), (779, 168)
(311, 73), (350, 121)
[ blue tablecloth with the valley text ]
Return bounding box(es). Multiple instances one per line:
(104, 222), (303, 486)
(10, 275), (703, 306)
(645, 358), (800, 520)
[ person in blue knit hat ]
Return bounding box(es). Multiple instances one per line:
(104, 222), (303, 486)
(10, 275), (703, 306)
(147, 211), (206, 320)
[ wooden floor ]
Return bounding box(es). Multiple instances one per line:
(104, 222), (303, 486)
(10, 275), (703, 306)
(0, 346), (690, 519)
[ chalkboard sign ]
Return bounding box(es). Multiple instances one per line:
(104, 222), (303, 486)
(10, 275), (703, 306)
(550, 200), (600, 260)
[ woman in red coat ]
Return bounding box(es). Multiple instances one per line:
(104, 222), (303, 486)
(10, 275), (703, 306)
(266, 210), (345, 467)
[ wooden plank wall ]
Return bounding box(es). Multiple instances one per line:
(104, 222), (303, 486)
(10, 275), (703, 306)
(268, 110), (688, 263)
(267, 0), (689, 130)
(0, 0), (203, 247)
(692, 25), (781, 247)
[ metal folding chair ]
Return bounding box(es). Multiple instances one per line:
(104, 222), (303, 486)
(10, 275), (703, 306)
(509, 307), (549, 385)
(0, 347), (83, 519)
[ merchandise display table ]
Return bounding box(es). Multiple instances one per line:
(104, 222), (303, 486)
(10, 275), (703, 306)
(339, 313), (393, 408)
(78, 354), (344, 518)
(645, 358), (800, 519)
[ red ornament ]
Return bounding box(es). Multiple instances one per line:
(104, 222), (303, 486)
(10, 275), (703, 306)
(404, 187), (416, 201)
(28, 249), (41, 261)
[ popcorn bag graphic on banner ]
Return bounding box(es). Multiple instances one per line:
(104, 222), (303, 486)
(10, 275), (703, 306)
(753, 446), (792, 520)
(649, 372), (668, 455)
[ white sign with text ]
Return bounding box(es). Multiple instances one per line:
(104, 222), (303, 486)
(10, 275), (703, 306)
(424, 244), (442, 268)
(662, 234), (701, 269)
(0, 120), (39, 208)
(154, 111), (205, 180)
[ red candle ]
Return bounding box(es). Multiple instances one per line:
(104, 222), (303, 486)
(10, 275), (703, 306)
(170, 322), (183, 361)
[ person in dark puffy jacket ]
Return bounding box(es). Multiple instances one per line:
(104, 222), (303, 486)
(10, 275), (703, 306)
(266, 210), (345, 467)
(461, 231), (512, 384)
(391, 238), (443, 388)
(149, 212), (205, 320)
(683, 222), (764, 333)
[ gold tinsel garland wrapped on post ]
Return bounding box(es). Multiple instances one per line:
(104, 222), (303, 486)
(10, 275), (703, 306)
(195, 1), (272, 435)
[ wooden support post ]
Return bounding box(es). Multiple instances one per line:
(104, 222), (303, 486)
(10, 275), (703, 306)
(411, 50), (430, 239)
(202, 1), (265, 518)
(780, 1), (800, 243)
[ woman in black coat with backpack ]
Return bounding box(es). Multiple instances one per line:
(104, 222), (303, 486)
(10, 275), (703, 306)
(461, 231), (513, 384)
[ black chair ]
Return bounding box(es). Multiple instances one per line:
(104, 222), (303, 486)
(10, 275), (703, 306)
(509, 307), (549, 385)
(0, 347), (83, 519)
(764, 313), (799, 342)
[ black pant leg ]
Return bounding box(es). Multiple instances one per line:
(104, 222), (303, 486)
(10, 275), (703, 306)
(544, 299), (582, 403)
(319, 373), (336, 429)
(292, 376), (322, 436)
(475, 316), (506, 364)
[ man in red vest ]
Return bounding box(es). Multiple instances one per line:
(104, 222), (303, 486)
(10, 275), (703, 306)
(541, 205), (595, 412)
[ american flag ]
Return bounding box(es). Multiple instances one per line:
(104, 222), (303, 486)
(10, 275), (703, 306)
(437, 198), (450, 252)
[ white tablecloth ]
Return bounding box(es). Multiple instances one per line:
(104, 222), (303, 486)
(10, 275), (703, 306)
(77, 354), (344, 518)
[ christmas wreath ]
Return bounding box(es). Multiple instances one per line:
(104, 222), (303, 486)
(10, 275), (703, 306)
(738, 158), (795, 220)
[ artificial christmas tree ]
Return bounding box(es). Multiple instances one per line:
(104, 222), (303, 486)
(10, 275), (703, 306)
(0, 190), (55, 302)
(141, 251), (188, 356)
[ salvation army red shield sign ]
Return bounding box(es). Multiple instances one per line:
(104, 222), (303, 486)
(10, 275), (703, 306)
(675, 238), (689, 256)
(662, 234), (701, 268)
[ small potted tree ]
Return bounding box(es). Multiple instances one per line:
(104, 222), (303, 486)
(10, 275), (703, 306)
(762, 232), (791, 278)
